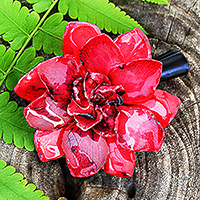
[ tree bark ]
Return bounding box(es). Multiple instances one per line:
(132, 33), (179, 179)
(0, 0), (199, 199)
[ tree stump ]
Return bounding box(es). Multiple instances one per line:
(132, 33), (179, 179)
(0, 0), (200, 199)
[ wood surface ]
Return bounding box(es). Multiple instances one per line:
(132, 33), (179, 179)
(0, 0), (200, 199)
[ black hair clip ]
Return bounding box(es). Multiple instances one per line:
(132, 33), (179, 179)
(156, 51), (189, 81)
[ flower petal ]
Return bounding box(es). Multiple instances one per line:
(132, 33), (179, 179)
(109, 59), (162, 104)
(34, 128), (65, 162)
(38, 54), (81, 102)
(103, 137), (136, 178)
(84, 72), (111, 100)
(67, 99), (95, 117)
(116, 106), (165, 152)
(14, 66), (46, 102)
(62, 125), (109, 177)
(62, 21), (101, 57)
(140, 89), (181, 128)
(73, 77), (88, 107)
(80, 34), (124, 76)
(24, 93), (72, 131)
(93, 104), (119, 137)
(114, 28), (152, 63)
(75, 109), (103, 131)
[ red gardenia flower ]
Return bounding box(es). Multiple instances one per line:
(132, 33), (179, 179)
(14, 22), (181, 178)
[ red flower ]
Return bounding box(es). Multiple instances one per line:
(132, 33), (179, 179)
(14, 22), (181, 178)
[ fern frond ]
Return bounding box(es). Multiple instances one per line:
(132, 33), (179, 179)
(0, 160), (49, 200)
(0, 45), (44, 91)
(0, 0), (40, 50)
(58, 0), (146, 34)
(33, 13), (67, 55)
(0, 92), (35, 151)
(6, 47), (44, 90)
(26, 0), (52, 13)
(141, 0), (170, 5)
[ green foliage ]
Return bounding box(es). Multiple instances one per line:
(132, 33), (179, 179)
(0, 160), (49, 200)
(0, 0), (40, 50)
(0, 92), (35, 151)
(0, 46), (44, 91)
(142, 0), (169, 4)
(26, 0), (52, 13)
(33, 13), (67, 55)
(58, 0), (145, 34)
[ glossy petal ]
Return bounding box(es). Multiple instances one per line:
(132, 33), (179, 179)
(80, 34), (124, 76)
(116, 106), (165, 152)
(84, 72), (111, 100)
(93, 104), (118, 137)
(67, 99), (95, 117)
(62, 125), (109, 177)
(14, 66), (46, 102)
(38, 54), (80, 102)
(109, 59), (162, 104)
(140, 89), (181, 128)
(75, 109), (103, 131)
(93, 85), (125, 105)
(103, 137), (136, 178)
(114, 28), (152, 63)
(73, 77), (88, 107)
(63, 21), (101, 57)
(34, 128), (65, 162)
(24, 93), (72, 131)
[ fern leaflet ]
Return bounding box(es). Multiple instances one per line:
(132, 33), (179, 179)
(0, 0), (40, 50)
(0, 45), (44, 91)
(33, 13), (67, 56)
(0, 92), (35, 151)
(26, 0), (53, 13)
(58, 0), (146, 34)
(142, 0), (169, 4)
(0, 160), (49, 200)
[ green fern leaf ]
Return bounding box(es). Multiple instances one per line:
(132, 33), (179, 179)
(141, 0), (170, 5)
(33, 13), (67, 55)
(0, 45), (15, 83)
(58, 0), (146, 34)
(6, 47), (44, 91)
(0, 92), (35, 151)
(26, 0), (52, 13)
(0, 160), (49, 200)
(0, 45), (44, 91)
(0, 0), (40, 50)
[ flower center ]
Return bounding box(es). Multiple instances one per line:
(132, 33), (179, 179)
(67, 72), (125, 137)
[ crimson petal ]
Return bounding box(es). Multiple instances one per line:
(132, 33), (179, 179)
(73, 77), (88, 107)
(93, 104), (118, 137)
(62, 21), (101, 57)
(67, 99), (95, 117)
(34, 128), (65, 162)
(37, 55), (80, 102)
(116, 106), (165, 152)
(14, 66), (46, 102)
(140, 89), (181, 128)
(103, 137), (136, 178)
(80, 34), (124, 77)
(114, 28), (152, 63)
(84, 72), (111, 100)
(62, 125), (109, 177)
(75, 109), (103, 131)
(24, 93), (72, 131)
(109, 59), (162, 104)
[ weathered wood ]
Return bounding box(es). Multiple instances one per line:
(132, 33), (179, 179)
(0, 0), (200, 199)
(0, 139), (66, 199)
